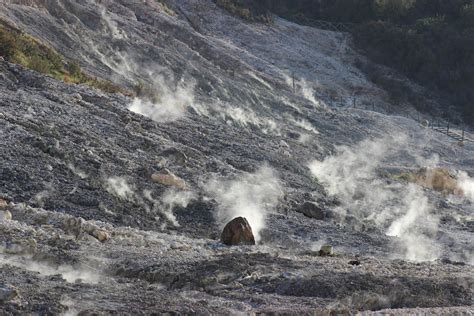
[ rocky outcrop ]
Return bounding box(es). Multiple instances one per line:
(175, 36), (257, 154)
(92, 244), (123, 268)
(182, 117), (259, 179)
(297, 201), (325, 220)
(63, 217), (110, 243)
(221, 217), (256, 246)
(151, 169), (186, 189)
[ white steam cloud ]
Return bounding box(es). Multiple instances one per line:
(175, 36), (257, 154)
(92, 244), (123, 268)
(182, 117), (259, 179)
(0, 254), (101, 284)
(128, 80), (194, 123)
(282, 72), (320, 107)
(144, 189), (195, 227)
(205, 165), (282, 242)
(458, 171), (474, 202)
(93, 8), (195, 123)
(105, 177), (136, 201)
(104, 177), (195, 227)
(309, 136), (441, 261)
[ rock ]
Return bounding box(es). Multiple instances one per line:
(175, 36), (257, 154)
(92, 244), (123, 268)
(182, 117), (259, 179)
(319, 245), (333, 256)
(63, 217), (86, 237)
(221, 217), (255, 246)
(151, 168), (186, 189)
(159, 147), (188, 166)
(287, 131), (300, 140)
(0, 198), (7, 209)
(279, 140), (290, 148)
(349, 256), (361, 265)
(297, 201), (325, 220)
(71, 93), (82, 102)
(1, 210), (12, 221)
(0, 284), (19, 303)
(63, 217), (110, 242)
(88, 228), (110, 243)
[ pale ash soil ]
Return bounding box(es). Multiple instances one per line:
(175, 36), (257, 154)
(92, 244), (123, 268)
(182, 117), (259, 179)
(0, 0), (473, 314)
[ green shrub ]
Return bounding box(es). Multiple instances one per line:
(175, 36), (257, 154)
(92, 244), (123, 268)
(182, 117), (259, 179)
(214, 0), (273, 23)
(0, 19), (125, 95)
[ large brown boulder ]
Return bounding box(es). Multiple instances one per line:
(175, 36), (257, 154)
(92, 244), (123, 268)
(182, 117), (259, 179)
(221, 217), (256, 246)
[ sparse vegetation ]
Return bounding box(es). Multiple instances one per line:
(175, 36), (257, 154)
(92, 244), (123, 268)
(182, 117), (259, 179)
(393, 167), (464, 196)
(213, 0), (474, 124)
(155, 0), (175, 16)
(0, 20), (124, 94)
(214, 0), (273, 23)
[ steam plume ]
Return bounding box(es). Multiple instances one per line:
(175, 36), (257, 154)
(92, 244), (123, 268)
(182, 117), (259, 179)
(205, 165), (282, 242)
(309, 136), (441, 261)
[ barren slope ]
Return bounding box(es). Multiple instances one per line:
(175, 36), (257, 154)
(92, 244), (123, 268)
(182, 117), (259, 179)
(0, 0), (473, 314)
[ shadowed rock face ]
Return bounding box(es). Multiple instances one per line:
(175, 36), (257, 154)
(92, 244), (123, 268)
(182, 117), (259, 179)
(221, 216), (256, 246)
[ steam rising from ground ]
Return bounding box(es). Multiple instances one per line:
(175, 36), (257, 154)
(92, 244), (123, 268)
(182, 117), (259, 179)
(144, 189), (195, 227)
(129, 85), (193, 123)
(105, 177), (195, 227)
(205, 166), (282, 242)
(105, 177), (136, 201)
(458, 172), (474, 202)
(0, 254), (101, 284)
(309, 136), (441, 261)
(94, 8), (195, 123)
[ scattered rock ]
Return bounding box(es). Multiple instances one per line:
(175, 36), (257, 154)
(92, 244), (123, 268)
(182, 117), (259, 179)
(159, 147), (188, 166)
(151, 168), (186, 189)
(440, 258), (466, 266)
(297, 201), (325, 220)
(0, 284), (19, 303)
(349, 256), (361, 265)
(71, 93), (82, 102)
(319, 245), (333, 256)
(221, 217), (255, 246)
(279, 140), (290, 148)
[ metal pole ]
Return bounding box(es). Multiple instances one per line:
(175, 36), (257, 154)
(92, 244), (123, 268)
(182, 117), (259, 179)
(292, 72), (295, 94)
(462, 128), (465, 142)
(353, 97), (356, 108)
(447, 122), (450, 135)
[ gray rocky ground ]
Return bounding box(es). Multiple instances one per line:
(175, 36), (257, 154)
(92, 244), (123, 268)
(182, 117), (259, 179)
(0, 0), (473, 314)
